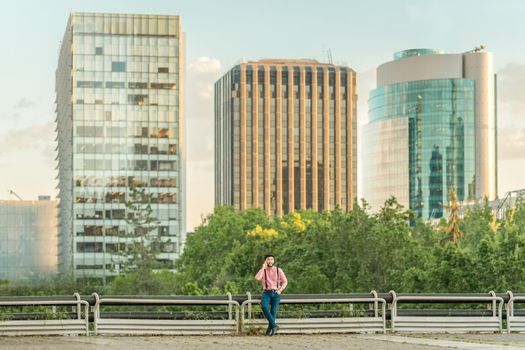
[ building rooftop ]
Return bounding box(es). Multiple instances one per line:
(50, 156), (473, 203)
(245, 58), (341, 67)
(393, 49), (444, 60)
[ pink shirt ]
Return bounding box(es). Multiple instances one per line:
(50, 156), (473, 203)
(255, 266), (288, 291)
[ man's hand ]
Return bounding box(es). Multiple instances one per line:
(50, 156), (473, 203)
(276, 289), (282, 295)
(262, 262), (267, 269)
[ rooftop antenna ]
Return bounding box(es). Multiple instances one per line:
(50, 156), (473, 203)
(327, 48), (333, 64)
(8, 190), (23, 201)
(472, 44), (486, 53)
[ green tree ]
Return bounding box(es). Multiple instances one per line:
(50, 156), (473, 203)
(116, 186), (164, 272)
(442, 188), (463, 245)
(109, 269), (183, 295)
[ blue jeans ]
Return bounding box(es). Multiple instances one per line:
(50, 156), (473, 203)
(261, 290), (281, 330)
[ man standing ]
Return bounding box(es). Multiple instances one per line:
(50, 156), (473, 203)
(255, 254), (288, 336)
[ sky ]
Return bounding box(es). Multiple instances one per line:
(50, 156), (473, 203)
(0, 0), (524, 231)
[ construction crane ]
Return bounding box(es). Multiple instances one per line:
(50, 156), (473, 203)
(8, 190), (23, 200)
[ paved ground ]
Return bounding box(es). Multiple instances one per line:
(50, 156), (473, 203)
(3, 334), (525, 350)
(0, 334), (444, 350)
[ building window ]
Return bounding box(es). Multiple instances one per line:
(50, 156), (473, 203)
(77, 81), (103, 88)
(128, 95), (148, 106)
(158, 67), (169, 73)
(112, 62), (126, 72)
(95, 47), (103, 55)
(150, 82), (175, 89)
(129, 82), (148, 89)
(77, 242), (103, 253)
(106, 81), (125, 88)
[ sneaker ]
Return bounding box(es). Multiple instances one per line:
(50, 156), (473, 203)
(269, 325), (280, 336)
(264, 327), (272, 336)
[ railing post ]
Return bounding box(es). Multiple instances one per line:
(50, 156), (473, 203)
(240, 300), (246, 335)
(381, 299), (387, 334)
(73, 292), (81, 319)
(92, 293), (100, 336)
(507, 290), (514, 333)
(371, 290), (378, 318)
(498, 297), (504, 333)
(246, 292), (252, 320)
(227, 292), (233, 320)
(489, 291), (496, 317)
(389, 290), (397, 333)
(235, 301), (240, 335)
(84, 302), (90, 336)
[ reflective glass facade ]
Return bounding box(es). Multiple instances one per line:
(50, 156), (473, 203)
(393, 49), (443, 60)
(366, 79), (476, 219)
(215, 59), (357, 215)
(0, 200), (57, 282)
(363, 117), (409, 211)
(364, 48), (497, 220)
(56, 13), (185, 279)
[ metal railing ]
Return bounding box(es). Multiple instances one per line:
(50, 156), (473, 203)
(241, 291), (387, 334)
(390, 291), (504, 333)
(0, 293), (89, 336)
(496, 188), (525, 219)
(505, 291), (525, 333)
(92, 293), (240, 335)
(1, 291), (525, 336)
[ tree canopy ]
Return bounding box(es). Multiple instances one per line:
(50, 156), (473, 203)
(3, 197), (525, 296)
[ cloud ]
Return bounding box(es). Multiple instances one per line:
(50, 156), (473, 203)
(186, 159), (214, 231)
(0, 122), (57, 200)
(189, 57), (222, 75)
(12, 97), (36, 109)
(498, 62), (525, 118)
(188, 57), (223, 99)
(498, 127), (525, 160)
(0, 112), (22, 122)
(185, 57), (223, 231)
(185, 56), (222, 162)
(0, 122), (55, 155)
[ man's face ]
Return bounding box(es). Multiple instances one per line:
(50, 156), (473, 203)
(265, 256), (275, 267)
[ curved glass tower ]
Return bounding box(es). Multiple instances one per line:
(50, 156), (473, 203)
(364, 48), (497, 219)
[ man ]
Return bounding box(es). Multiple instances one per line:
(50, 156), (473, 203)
(255, 254), (288, 336)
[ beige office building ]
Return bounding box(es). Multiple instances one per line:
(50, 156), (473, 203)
(215, 59), (357, 215)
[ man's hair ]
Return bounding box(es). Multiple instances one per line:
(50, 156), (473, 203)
(264, 254), (274, 259)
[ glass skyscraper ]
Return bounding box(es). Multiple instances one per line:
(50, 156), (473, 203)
(215, 59), (357, 215)
(364, 48), (497, 219)
(56, 13), (185, 279)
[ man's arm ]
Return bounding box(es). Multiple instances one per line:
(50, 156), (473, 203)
(255, 263), (266, 280)
(278, 269), (288, 293)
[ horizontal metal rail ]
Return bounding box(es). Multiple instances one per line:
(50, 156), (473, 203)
(390, 291), (504, 333)
(92, 293), (240, 335)
(241, 291), (387, 334)
(0, 294), (89, 336)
